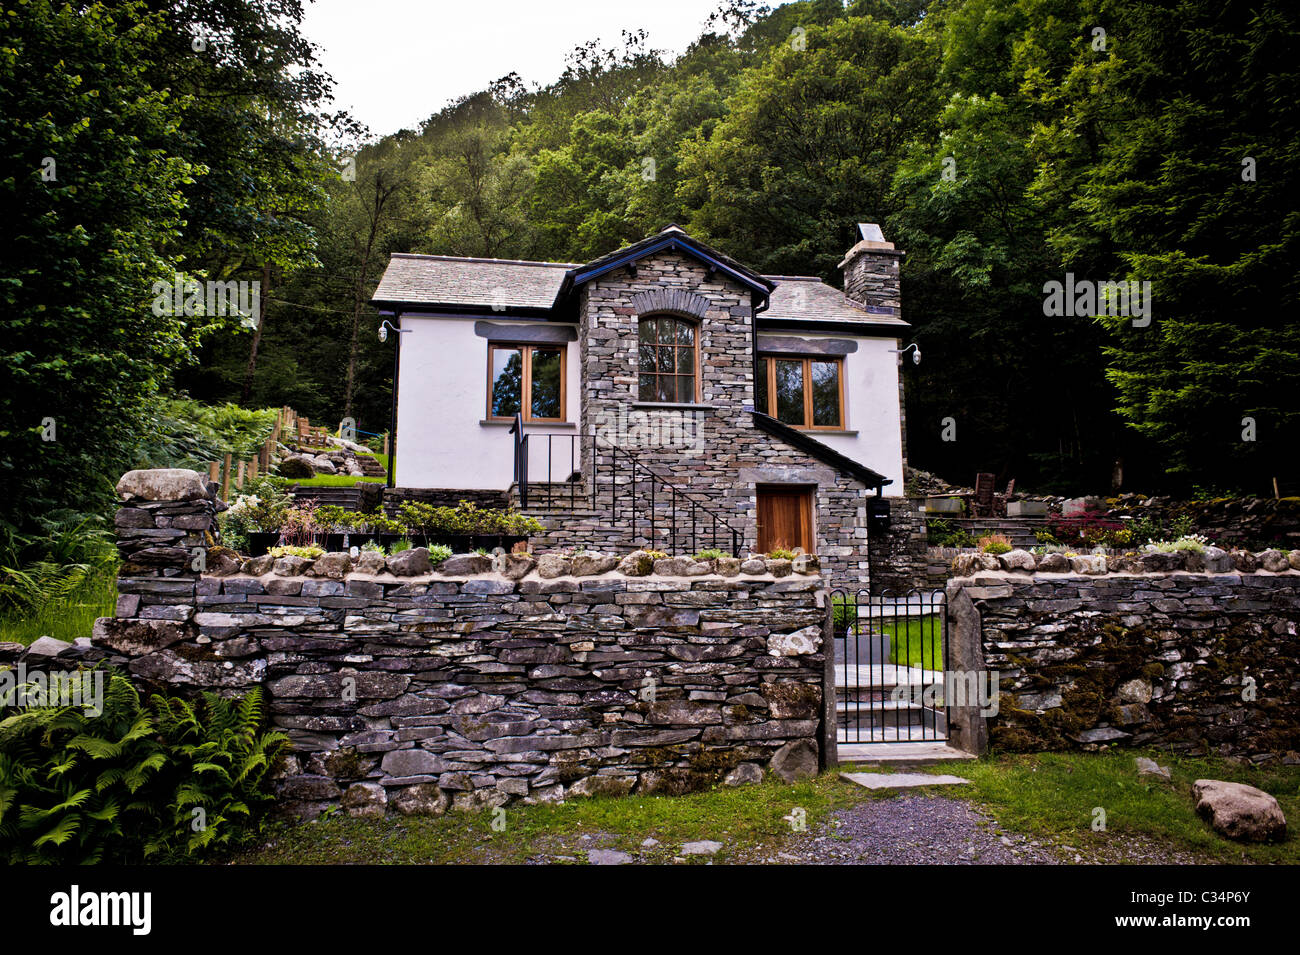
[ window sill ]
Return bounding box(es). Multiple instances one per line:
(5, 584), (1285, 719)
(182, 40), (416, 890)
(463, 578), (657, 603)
(481, 419), (576, 429)
(799, 428), (858, 436)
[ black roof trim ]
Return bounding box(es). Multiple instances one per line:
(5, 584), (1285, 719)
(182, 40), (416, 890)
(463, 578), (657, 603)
(751, 412), (891, 488)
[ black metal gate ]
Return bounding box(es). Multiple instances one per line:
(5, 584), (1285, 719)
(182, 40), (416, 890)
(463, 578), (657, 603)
(830, 588), (948, 743)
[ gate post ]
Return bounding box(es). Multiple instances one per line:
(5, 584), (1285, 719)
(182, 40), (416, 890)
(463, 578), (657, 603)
(944, 580), (989, 755)
(820, 586), (838, 769)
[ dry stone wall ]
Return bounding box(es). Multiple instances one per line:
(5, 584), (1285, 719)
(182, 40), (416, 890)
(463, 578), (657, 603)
(948, 565), (1300, 762)
(80, 470), (831, 818)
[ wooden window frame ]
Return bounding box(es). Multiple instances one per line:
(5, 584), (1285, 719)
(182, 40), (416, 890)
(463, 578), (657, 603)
(637, 315), (701, 404)
(759, 355), (846, 431)
(486, 342), (567, 423)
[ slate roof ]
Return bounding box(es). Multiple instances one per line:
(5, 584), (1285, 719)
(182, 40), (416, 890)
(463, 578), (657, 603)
(371, 254), (576, 312)
(371, 228), (907, 329)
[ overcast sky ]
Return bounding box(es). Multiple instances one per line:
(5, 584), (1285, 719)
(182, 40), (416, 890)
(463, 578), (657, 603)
(302, 0), (727, 138)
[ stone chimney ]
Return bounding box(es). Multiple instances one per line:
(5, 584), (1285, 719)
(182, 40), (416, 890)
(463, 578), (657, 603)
(839, 223), (902, 316)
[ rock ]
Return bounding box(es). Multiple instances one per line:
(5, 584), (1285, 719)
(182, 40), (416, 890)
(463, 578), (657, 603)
(952, 552), (1000, 576)
(206, 546), (242, 577)
(684, 560), (713, 576)
(764, 557), (792, 578)
(391, 783), (449, 816)
(1199, 545), (1234, 573)
(354, 550), (387, 575)
(241, 554), (274, 576)
(1230, 549), (1259, 572)
(1117, 679), (1152, 703)
(497, 553), (536, 579)
(566, 775), (636, 798)
(723, 763), (764, 787)
(1193, 779), (1286, 842)
(1036, 552), (1070, 573)
(537, 554), (572, 578)
(381, 749), (445, 777)
(116, 468), (210, 502)
(1110, 554), (1145, 573)
(791, 554), (820, 575)
(275, 455), (316, 479)
(571, 552), (618, 576)
(311, 456), (337, 475)
(310, 551), (352, 580)
(997, 549), (1036, 573)
(273, 555), (313, 576)
(21, 636), (72, 660)
(1258, 549), (1290, 573)
(1136, 757), (1171, 781)
(767, 625), (822, 657)
(388, 547), (433, 576)
(1071, 726), (1131, 744)
(437, 553), (491, 576)
(715, 556), (740, 577)
(769, 739), (818, 783)
(739, 557), (767, 575)
(587, 849), (632, 865)
(653, 556), (694, 576)
(0, 642), (25, 664)
(1068, 554), (1107, 575)
(617, 551), (656, 576)
(1288, 549), (1300, 571)
(340, 782), (387, 818)
(681, 840), (722, 856)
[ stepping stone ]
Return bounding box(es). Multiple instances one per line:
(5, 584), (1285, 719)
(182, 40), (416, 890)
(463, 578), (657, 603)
(681, 840), (722, 856)
(839, 771), (970, 790)
(587, 849), (631, 865)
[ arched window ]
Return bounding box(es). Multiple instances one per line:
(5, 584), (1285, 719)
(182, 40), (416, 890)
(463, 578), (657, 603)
(638, 315), (698, 403)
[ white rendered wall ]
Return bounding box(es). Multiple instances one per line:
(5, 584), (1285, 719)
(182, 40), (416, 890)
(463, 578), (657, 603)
(393, 314), (580, 489)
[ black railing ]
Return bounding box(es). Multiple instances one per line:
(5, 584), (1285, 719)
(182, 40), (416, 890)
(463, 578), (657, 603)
(511, 414), (744, 556)
(830, 588), (948, 743)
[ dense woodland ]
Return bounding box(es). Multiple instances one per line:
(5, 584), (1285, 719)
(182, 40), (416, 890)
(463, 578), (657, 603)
(3, 0), (1299, 568)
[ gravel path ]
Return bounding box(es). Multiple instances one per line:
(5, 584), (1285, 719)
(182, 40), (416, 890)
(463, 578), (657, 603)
(735, 794), (1064, 865)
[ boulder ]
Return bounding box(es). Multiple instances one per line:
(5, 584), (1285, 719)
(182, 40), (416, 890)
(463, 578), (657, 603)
(388, 547), (433, 576)
(340, 782), (387, 819)
(275, 455), (316, 479)
(1258, 549), (1290, 573)
(653, 556), (694, 577)
(391, 784), (450, 817)
(273, 555), (313, 576)
(997, 549), (1036, 573)
(791, 554), (821, 575)
(310, 551), (352, 579)
(1200, 545), (1235, 573)
(769, 739), (818, 783)
(241, 554), (275, 576)
(617, 551), (656, 576)
(1230, 549), (1259, 572)
(21, 636), (72, 660)
(354, 550), (387, 575)
(716, 556), (741, 577)
(436, 553), (490, 576)
(1035, 552), (1070, 573)
(1193, 779), (1286, 842)
(1069, 554), (1107, 575)
(571, 552), (618, 576)
(1139, 551), (1183, 572)
(1117, 679), (1152, 704)
(952, 552), (1000, 576)
(206, 546), (242, 577)
(116, 468), (209, 502)
(764, 557), (793, 578)
(1287, 549), (1300, 571)
(739, 557), (767, 575)
(536, 554), (572, 578)
(499, 553), (536, 580)
(311, 456), (337, 476)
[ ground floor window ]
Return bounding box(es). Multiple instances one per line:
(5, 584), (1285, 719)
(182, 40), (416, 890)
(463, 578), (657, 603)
(756, 485), (815, 553)
(488, 343), (565, 422)
(755, 356), (843, 429)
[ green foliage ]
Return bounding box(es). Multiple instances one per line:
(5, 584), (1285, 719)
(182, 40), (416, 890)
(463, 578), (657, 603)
(976, 534), (1012, 555)
(0, 672), (286, 863)
(396, 501), (545, 541)
(692, 548), (731, 561)
(426, 544), (452, 566)
(927, 518), (973, 548)
(134, 398), (277, 472)
(267, 544), (323, 560)
(766, 548), (797, 560)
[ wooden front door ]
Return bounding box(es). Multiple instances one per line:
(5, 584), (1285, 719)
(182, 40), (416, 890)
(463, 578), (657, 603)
(756, 486), (814, 553)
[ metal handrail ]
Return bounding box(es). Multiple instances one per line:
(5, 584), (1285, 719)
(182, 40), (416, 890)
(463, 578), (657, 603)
(511, 421), (744, 556)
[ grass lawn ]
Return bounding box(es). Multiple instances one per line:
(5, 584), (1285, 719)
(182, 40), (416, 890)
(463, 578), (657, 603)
(288, 452), (390, 487)
(231, 750), (1299, 865)
(0, 565), (117, 647)
(882, 615), (943, 670)
(948, 749), (1300, 864)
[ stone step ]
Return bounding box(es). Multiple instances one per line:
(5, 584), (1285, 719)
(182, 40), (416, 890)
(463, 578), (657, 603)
(836, 740), (975, 765)
(839, 771), (971, 791)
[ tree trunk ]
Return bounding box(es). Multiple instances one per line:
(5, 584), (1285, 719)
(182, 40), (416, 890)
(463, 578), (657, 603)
(241, 264), (271, 403)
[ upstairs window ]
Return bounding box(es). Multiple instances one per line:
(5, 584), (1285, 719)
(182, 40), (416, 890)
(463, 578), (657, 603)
(638, 315), (697, 403)
(488, 344), (565, 422)
(756, 356), (844, 430)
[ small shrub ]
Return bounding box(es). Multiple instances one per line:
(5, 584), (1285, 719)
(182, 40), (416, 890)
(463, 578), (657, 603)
(388, 539), (412, 555)
(268, 544), (323, 560)
(1144, 534), (1210, 553)
(360, 541), (385, 554)
(644, 550), (668, 560)
(977, 533), (1013, 555)
(692, 548), (731, 561)
(767, 548), (796, 560)
(427, 544), (452, 566)
(928, 517), (974, 548)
